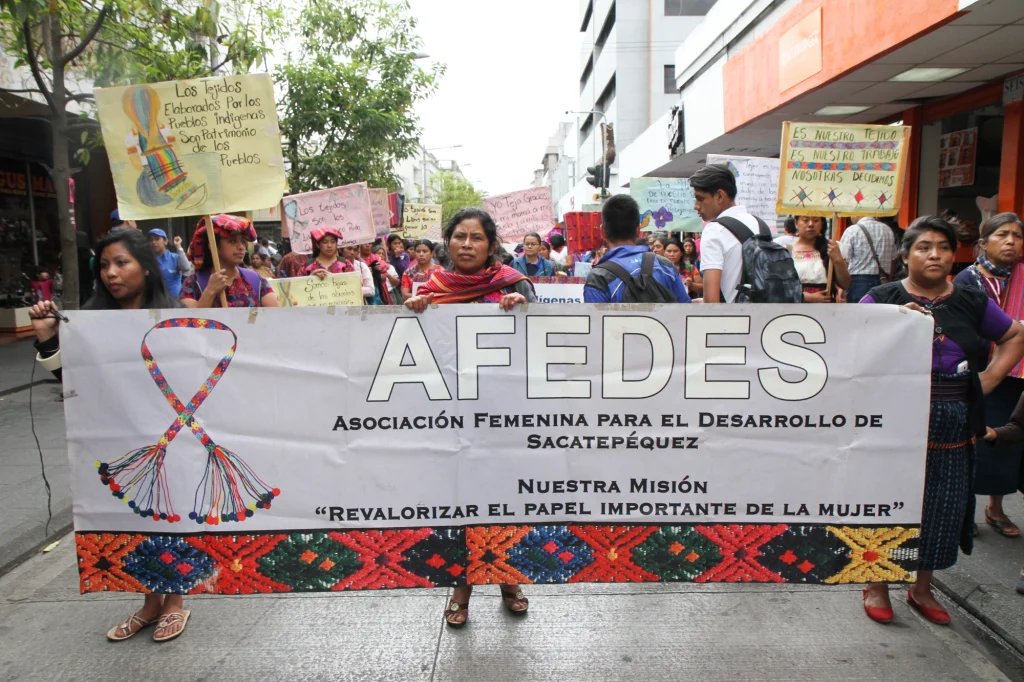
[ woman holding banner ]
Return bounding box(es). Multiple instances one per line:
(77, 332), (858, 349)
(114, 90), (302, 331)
(400, 239), (442, 300)
(859, 216), (1024, 626)
(404, 207), (534, 627)
(180, 215), (279, 308)
(29, 230), (194, 643)
(789, 216), (850, 302)
(952, 212), (1024, 538)
(303, 227), (354, 280)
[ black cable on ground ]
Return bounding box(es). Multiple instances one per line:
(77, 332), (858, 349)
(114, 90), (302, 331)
(29, 359), (53, 537)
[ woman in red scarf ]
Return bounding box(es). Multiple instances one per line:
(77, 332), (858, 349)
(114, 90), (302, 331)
(404, 208), (534, 626)
(303, 227), (354, 280)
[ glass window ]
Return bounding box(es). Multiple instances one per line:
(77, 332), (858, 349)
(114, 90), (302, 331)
(665, 0), (718, 16)
(664, 65), (676, 94)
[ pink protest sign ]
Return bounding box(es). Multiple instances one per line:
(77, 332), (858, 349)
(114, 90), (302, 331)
(369, 188), (391, 237)
(282, 182), (375, 254)
(483, 186), (555, 242)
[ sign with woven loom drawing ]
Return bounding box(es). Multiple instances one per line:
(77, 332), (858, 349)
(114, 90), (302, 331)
(64, 305), (930, 594)
(94, 74), (285, 220)
(777, 122), (912, 217)
(269, 273), (362, 307)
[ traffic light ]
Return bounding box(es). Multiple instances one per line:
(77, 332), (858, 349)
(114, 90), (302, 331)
(586, 163), (609, 189)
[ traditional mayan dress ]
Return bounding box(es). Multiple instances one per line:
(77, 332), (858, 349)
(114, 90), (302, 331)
(862, 283), (1013, 569)
(953, 261), (1024, 496)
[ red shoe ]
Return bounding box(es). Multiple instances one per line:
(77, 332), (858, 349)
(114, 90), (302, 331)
(862, 587), (894, 623)
(907, 589), (951, 625)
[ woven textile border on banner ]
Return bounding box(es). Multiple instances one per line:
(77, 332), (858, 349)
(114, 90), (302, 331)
(76, 523), (920, 594)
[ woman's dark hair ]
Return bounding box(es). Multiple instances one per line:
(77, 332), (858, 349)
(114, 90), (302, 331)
(549, 233), (566, 250)
(523, 232), (542, 245)
(688, 164), (737, 199)
(980, 212), (1024, 241)
(784, 216), (797, 236)
(900, 215), (958, 259)
(443, 207), (500, 266)
(387, 234), (404, 248)
(635, 237), (648, 246)
(412, 239), (435, 252)
(664, 238), (684, 269)
(681, 238), (697, 264)
(651, 236), (669, 250)
(85, 230), (180, 310)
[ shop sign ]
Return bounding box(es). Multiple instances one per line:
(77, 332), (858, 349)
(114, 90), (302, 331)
(938, 127), (977, 189)
(1003, 73), (1024, 105)
(778, 8), (822, 93)
(0, 161), (57, 199)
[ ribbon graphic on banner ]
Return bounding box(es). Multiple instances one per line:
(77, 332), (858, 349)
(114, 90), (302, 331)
(96, 318), (279, 525)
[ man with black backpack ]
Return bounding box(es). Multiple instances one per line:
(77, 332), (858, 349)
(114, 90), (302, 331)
(690, 164), (803, 304)
(584, 195), (691, 303)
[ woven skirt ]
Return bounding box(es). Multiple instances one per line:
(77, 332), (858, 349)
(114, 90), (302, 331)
(919, 399), (974, 571)
(974, 376), (1024, 495)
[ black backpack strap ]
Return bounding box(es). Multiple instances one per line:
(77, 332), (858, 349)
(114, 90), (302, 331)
(715, 216), (755, 244)
(593, 260), (634, 289)
(640, 251), (655, 277)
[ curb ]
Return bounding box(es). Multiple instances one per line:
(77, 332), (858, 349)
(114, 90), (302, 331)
(934, 572), (1024, 658)
(0, 507), (74, 580)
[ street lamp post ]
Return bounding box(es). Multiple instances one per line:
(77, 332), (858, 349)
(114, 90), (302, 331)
(422, 144), (463, 200)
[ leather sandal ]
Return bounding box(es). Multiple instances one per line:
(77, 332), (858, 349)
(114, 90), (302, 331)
(106, 613), (157, 641)
(153, 610), (191, 642)
(985, 508), (1020, 538)
(445, 586), (472, 628)
(500, 585), (529, 615)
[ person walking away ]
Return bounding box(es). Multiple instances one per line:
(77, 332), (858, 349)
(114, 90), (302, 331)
(403, 208), (534, 627)
(689, 164), (774, 303)
(548, 233), (569, 266)
(953, 212), (1024, 538)
(511, 232), (558, 277)
(859, 216), (1024, 626)
(584, 195), (691, 303)
(277, 238), (307, 279)
(400, 239), (442, 299)
(179, 215), (278, 308)
(29, 230), (193, 642)
(841, 215), (897, 303)
(789, 216), (850, 302)
(148, 228), (191, 298)
(774, 217), (799, 247)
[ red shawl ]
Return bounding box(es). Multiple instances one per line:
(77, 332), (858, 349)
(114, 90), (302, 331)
(419, 263), (529, 304)
(1002, 262), (1024, 378)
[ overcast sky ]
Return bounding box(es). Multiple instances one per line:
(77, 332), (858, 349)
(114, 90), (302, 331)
(408, 0), (581, 196)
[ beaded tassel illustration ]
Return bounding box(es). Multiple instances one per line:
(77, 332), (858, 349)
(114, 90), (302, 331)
(97, 319), (279, 524)
(122, 85), (208, 210)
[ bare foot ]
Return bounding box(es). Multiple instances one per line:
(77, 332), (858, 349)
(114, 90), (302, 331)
(863, 584), (891, 610)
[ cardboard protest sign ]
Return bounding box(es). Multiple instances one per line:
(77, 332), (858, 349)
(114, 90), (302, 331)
(369, 188), (391, 237)
(282, 182), (375, 254)
(401, 203), (442, 240)
(94, 74), (285, 220)
(707, 154), (780, 226)
(484, 187), (555, 241)
(63, 304), (931, 593)
(777, 122), (911, 217)
(630, 178), (702, 232)
(270, 273), (362, 307)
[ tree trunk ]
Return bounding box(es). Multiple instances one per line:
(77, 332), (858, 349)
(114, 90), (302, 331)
(49, 12), (80, 309)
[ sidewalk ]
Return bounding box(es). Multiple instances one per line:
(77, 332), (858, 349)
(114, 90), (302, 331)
(935, 493), (1024, 656)
(0, 336), (70, 577)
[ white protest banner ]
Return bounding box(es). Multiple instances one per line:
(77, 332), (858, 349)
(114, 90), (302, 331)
(270, 273), (363, 307)
(707, 154), (780, 226)
(282, 182), (375, 254)
(484, 187), (555, 242)
(369, 188), (391, 237)
(530, 277), (585, 303)
(64, 305), (929, 594)
(401, 203), (443, 240)
(777, 122), (911, 217)
(94, 74), (285, 220)
(630, 178), (702, 232)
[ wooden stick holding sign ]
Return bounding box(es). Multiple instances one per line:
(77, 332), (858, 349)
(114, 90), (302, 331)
(205, 215), (229, 308)
(826, 212), (837, 299)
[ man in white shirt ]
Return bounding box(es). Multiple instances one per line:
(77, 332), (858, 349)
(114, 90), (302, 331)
(689, 164), (771, 302)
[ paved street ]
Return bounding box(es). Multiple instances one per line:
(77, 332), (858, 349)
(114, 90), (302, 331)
(1, 338), (1024, 681)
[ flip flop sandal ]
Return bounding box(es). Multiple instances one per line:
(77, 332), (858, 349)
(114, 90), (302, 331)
(444, 600), (469, 628)
(500, 587), (529, 615)
(985, 510), (1021, 538)
(106, 613), (157, 642)
(153, 610), (191, 643)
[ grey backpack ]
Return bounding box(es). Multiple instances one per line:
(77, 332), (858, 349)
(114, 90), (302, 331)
(717, 216), (803, 303)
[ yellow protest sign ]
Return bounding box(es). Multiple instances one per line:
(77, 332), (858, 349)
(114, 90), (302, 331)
(776, 122), (911, 217)
(400, 203), (442, 240)
(94, 73), (285, 220)
(270, 273), (363, 307)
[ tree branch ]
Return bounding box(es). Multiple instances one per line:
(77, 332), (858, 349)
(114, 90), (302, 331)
(67, 120), (101, 132)
(68, 92), (95, 102)
(0, 87), (43, 95)
(60, 4), (110, 67)
(22, 20), (56, 112)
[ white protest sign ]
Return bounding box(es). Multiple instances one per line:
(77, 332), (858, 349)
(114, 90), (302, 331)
(484, 187), (555, 241)
(63, 305), (930, 593)
(282, 182), (375, 254)
(707, 154), (780, 226)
